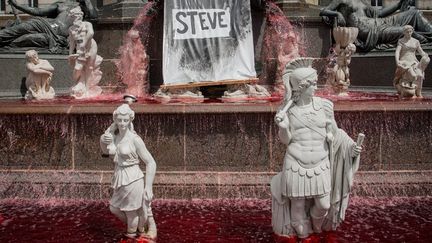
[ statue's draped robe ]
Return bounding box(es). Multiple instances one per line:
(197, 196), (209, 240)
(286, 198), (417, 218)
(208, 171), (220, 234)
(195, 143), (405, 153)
(354, 8), (432, 51)
(0, 17), (68, 53)
(271, 99), (359, 236)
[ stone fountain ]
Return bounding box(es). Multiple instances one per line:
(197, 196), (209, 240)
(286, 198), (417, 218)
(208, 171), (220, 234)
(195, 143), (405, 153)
(0, 0), (431, 242)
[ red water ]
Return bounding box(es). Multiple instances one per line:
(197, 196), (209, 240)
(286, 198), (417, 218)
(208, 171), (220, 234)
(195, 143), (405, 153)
(115, 1), (303, 97)
(1, 197), (431, 243)
(260, 1), (302, 87)
(116, 1), (159, 98)
(15, 91), (432, 105)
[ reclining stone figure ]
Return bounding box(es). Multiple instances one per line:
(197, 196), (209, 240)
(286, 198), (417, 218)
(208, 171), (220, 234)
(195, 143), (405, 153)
(0, 0), (97, 53)
(320, 0), (432, 51)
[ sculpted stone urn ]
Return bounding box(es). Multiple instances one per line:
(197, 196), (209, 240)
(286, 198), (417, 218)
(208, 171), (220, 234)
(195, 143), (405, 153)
(327, 27), (359, 96)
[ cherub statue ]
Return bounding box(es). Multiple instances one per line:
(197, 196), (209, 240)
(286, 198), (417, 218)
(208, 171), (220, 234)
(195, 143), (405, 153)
(394, 25), (430, 98)
(271, 58), (364, 239)
(25, 50), (55, 100)
(328, 43), (356, 95)
(68, 7), (103, 99)
(100, 96), (157, 240)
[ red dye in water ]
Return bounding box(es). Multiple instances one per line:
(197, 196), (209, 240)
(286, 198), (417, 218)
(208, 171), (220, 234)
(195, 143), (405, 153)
(115, 1), (303, 98)
(116, 1), (160, 98)
(1, 197), (432, 242)
(261, 1), (303, 94)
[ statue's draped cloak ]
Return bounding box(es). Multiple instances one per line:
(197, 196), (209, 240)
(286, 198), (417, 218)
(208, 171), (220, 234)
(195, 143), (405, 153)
(356, 8), (432, 51)
(0, 17), (68, 52)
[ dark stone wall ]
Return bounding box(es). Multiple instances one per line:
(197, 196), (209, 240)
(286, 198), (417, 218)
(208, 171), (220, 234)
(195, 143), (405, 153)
(0, 104), (431, 172)
(0, 103), (431, 199)
(0, 103), (432, 199)
(350, 52), (432, 88)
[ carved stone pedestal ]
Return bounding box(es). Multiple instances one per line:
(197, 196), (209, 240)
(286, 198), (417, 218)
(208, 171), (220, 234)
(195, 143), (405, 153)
(100, 0), (147, 19)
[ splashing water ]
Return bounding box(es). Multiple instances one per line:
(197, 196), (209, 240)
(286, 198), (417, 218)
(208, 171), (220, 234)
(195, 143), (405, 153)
(116, 1), (302, 98)
(116, 1), (161, 98)
(260, 1), (303, 95)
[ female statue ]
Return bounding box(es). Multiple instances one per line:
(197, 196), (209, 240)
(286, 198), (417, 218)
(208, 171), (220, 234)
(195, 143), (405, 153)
(271, 58), (363, 239)
(100, 103), (157, 240)
(394, 25), (430, 98)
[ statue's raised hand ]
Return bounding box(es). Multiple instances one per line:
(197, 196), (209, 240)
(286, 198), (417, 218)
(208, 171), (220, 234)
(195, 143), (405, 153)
(275, 112), (289, 129)
(351, 144), (362, 157)
(101, 132), (113, 144)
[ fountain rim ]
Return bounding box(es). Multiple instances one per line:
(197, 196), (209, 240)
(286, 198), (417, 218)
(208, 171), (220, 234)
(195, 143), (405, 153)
(0, 97), (431, 114)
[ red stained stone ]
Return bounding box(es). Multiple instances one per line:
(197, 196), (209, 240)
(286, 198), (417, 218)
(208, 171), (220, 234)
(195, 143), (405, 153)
(274, 233), (298, 243)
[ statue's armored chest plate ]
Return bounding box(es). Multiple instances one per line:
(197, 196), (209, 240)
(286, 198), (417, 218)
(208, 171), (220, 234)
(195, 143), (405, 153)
(289, 104), (326, 133)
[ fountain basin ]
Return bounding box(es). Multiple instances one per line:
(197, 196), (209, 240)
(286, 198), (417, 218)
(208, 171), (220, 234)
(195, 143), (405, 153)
(0, 197), (431, 242)
(0, 93), (431, 199)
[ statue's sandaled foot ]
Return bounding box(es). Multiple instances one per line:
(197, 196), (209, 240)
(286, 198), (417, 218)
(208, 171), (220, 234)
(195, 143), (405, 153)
(125, 232), (136, 239)
(292, 222), (309, 239)
(273, 233), (298, 243)
(146, 218), (157, 240)
(118, 233), (137, 243)
(136, 219), (157, 241)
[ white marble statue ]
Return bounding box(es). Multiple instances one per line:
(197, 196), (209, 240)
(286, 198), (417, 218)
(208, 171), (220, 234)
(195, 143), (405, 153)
(222, 84), (271, 102)
(394, 25), (430, 98)
(68, 7), (103, 99)
(327, 27), (358, 96)
(25, 50), (55, 100)
(271, 58), (364, 239)
(100, 99), (157, 240)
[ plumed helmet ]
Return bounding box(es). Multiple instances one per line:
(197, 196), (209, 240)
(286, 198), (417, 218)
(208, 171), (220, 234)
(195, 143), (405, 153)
(282, 58), (316, 99)
(289, 67), (317, 90)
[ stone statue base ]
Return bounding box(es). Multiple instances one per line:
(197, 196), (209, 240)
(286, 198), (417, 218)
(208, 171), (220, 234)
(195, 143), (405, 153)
(71, 82), (103, 99)
(395, 82), (417, 98)
(100, 0), (147, 19)
(153, 87), (205, 103)
(326, 82), (350, 96)
(221, 84), (271, 103)
(25, 86), (55, 100)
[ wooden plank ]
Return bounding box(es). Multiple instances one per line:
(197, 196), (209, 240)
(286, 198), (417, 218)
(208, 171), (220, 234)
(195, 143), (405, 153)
(160, 78), (259, 89)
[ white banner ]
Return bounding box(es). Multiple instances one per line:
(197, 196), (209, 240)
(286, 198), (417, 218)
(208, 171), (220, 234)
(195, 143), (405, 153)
(163, 0), (256, 85)
(173, 9), (231, 39)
